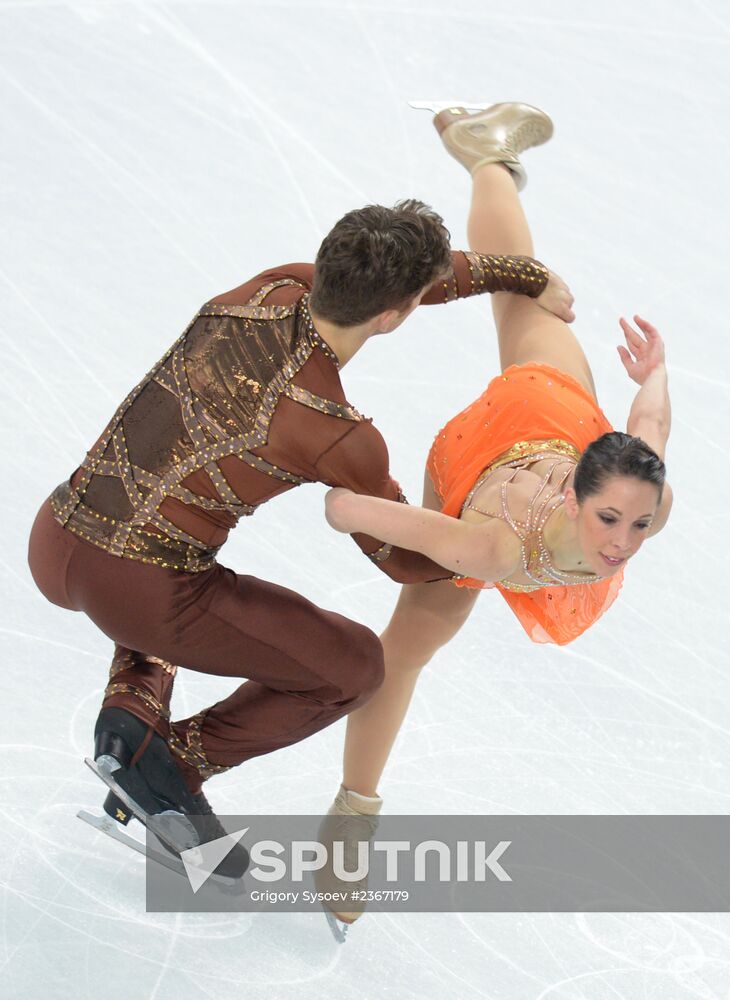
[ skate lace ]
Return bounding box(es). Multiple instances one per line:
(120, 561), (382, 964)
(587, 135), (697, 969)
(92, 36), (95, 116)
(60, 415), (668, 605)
(187, 790), (249, 879)
(503, 120), (545, 156)
(191, 791), (228, 839)
(192, 790), (215, 815)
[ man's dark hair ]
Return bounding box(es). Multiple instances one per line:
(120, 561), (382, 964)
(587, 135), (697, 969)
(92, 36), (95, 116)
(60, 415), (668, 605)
(574, 432), (666, 503)
(309, 199), (452, 326)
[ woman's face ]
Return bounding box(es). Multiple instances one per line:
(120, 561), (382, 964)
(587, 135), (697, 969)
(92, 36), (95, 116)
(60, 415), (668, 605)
(573, 475), (661, 576)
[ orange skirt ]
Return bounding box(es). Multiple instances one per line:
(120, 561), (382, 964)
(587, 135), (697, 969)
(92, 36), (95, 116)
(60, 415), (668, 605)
(426, 363), (624, 645)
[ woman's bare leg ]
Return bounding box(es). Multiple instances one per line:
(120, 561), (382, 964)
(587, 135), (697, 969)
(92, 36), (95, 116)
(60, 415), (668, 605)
(341, 472), (479, 796)
(469, 163), (597, 398)
(339, 162), (591, 798)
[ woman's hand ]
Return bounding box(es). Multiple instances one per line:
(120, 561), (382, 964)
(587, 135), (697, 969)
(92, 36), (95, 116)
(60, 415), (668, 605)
(535, 270), (576, 323)
(324, 487), (356, 533)
(617, 315), (666, 385)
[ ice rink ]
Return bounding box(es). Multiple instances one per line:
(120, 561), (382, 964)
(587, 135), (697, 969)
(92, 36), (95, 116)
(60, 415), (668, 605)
(2, 0), (729, 997)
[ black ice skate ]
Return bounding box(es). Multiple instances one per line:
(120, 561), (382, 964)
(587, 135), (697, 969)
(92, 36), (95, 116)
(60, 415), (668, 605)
(81, 707), (249, 886)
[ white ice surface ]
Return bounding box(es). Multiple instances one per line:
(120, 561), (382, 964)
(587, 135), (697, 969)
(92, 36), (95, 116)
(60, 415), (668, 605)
(2, 0), (730, 997)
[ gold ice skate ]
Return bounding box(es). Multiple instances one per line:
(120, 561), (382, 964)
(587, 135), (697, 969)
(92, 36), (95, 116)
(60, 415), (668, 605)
(411, 100), (553, 190)
(317, 784), (383, 941)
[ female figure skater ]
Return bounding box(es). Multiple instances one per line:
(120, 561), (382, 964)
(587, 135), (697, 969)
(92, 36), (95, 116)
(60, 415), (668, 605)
(321, 101), (672, 928)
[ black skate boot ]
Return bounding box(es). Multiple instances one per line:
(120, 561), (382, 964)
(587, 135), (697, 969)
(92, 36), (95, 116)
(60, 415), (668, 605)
(102, 790), (133, 825)
(100, 786), (248, 869)
(88, 707), (248, 883)
(187, 789), (249, 880)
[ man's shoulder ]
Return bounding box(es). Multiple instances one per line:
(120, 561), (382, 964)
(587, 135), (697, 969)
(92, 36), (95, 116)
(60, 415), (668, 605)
(320, 413), (388, 466)
(209, 264), (315, 306)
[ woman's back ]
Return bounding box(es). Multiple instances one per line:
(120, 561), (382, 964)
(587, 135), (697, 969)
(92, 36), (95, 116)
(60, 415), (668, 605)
(460, 453), (600, 592)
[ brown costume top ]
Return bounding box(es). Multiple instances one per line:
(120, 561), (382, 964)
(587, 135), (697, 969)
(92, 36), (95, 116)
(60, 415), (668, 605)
(49, 252), (549, 584)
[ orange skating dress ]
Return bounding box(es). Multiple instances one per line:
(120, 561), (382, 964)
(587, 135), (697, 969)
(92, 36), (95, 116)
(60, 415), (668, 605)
(426, 363), (624, 645)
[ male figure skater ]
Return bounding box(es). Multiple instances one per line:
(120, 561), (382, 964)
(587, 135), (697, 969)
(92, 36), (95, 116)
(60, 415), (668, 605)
(28, 174), (570, 865)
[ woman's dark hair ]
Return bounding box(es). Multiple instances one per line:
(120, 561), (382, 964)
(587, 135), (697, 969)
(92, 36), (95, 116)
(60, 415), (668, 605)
(309, 199), (452, 326)
(574, 432), (666, 503)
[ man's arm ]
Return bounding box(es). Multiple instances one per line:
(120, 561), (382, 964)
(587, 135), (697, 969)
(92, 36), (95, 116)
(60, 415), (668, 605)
(420, 250), (575, 322)
(313, 421), (453, 584)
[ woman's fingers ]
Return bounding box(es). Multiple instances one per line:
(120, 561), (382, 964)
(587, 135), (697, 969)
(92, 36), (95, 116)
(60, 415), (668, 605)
(620, 317), (645, 351)
(626, 315), (666, 366)
(617, 315), (665, 379)
(627, 314), (663, 347)
(634, 316), (665, 361)
(619, 316), (640, 338)
(619, 316), (635, 336)
(633, 314), (660, 338)
(617, 344), (633, 369)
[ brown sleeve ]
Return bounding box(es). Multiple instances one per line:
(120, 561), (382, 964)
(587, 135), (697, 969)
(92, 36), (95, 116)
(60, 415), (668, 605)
(420, 250), (549, 305)
(314, 421), (453, 584)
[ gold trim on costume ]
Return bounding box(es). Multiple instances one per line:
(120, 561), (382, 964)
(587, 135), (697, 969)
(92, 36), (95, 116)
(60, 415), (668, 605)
(468, 439), (581, 496)
(50, 284), (362, 572)
(462, 439), (599, 593)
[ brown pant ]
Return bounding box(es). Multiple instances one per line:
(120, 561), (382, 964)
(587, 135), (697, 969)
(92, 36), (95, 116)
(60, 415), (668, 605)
(28, 497), (384, 793)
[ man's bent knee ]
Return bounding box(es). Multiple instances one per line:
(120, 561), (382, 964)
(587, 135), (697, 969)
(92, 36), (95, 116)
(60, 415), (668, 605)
(340, 623), (385, 707)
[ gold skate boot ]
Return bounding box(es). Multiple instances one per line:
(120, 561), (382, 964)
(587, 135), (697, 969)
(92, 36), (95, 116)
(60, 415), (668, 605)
(432, 101), (553, 190)
(317, 784), (383, 942)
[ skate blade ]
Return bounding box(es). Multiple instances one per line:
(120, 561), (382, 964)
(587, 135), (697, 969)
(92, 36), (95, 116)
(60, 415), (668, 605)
(408, 100), (491, 113)
(77, 809), (246, 895)
(84, 756), (199, 854)
(323, 908), (349, 944)
(77, 808), (185, 876)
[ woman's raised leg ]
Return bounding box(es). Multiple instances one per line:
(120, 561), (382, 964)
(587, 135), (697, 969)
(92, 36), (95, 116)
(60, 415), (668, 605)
(468, 162), (597, 398)
(341, 471), (480, 796)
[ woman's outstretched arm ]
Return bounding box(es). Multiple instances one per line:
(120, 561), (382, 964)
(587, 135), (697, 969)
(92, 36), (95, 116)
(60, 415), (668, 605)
(619, 315), (671, 459)
(618, 315), (673, 534)
(324, 488), (518, 583)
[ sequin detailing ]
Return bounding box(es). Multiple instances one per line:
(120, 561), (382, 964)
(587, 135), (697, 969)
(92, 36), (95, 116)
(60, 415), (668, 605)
(462, 439), (601, 592)
(50, 283), (363, 572)
(169, 710), (231, 780)
(147, 655), (178, 676)
(464, 251), (549, 299)
(367, 542), (393, 564)
(109, 647), (178, 680)
(104, 682), (172, 722)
